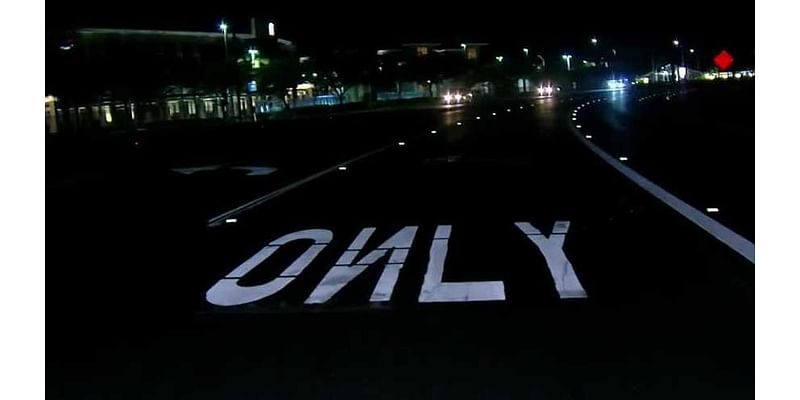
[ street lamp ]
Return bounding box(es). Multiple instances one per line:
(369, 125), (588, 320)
(671, 39), (685, 79)
(562, 54), (572, 71)
(591, 37), (598, 45)
(522, 48), (529, 56)
(219, 21), (229, 58)
(689, 48), (695, 53)
(248, 48), (260, 68)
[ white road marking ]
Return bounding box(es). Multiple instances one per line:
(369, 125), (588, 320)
(206, 229), (333, 306)
(418, 225), (506, 302)
(305, 226), (418, 304)
(567, 120), (755, 264)
(207, 144), (393, 227)
(173, 165), (277, 177)
(233, 166), (278, 176)
(515, 221), (587, 299)
(172, 165), (222, 175)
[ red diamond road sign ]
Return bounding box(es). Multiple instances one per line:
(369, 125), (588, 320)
(714, 50), (734, 71)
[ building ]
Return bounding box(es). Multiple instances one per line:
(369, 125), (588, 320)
(47, 18), (295, 133)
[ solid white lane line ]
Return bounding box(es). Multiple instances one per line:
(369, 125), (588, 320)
(207, 143), (394, 227)
(567, 120), (755, 264)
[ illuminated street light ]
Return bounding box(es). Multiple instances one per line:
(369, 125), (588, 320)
(248, 48), (260, 68)
(219, 21), (229, 58)
(523, 48), (529, 56)
(561, 54), (572, 71)
(495, 56), (504, 63)
(268, 22), (276, 37)
(673, 39), (680, 46)
(689, 48), (695, 53)
(591, 37), (598, 45)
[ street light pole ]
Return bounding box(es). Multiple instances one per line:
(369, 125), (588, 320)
(672, 39), (685, 81)
(219, 21), (230, 119)
(562, 54), (572, 71)
(219, 22), (229, 59)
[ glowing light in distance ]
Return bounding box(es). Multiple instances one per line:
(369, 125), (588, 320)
(585, 135), (592, 139)
(225, 218), (237, 224)
(430, 130), (437, 134)
(338, 166), (347, 171)
(706, 207), (719, 213)
(398, 142), (406, 146)
(619, 156), (628, 161)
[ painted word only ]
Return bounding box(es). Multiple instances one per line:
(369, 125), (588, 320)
(206, 222), (586, 306)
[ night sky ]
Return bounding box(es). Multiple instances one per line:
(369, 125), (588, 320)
(47, 2), (754, 68)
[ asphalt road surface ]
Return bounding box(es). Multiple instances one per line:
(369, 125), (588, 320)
(48, 82), (754, 399)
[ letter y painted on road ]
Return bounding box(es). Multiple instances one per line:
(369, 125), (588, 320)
(515, 221), (587, 298)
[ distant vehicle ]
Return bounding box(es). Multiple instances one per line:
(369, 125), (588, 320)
(536, 83), (557, 97)
(442, 90), (473, 104)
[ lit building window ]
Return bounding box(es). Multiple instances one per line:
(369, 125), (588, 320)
(102, 105), (113, 123)
(466, 48), (478, 60)
(204, 99), (216, 113)
(416, 46), (428, 56)
(187, 101), (196, 115)
(168, 101), (181, 118)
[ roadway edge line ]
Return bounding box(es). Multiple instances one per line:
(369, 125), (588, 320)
(567, 114), (755, 264)
(207, 143), (394, 227)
